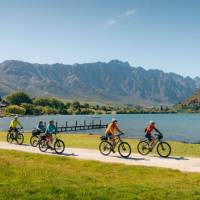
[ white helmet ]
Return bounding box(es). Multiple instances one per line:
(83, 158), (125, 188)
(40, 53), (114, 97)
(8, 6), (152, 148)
(14, 115), (18, 119)
(111, 118), (117, 123)
(149, 121), (155, 125)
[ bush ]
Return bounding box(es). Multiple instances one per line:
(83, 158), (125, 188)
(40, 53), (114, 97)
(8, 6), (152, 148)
(21, 103), (42, 115)
(5, 105), (26, 115)
(33, 98), (65, 109)
(6, 92), (32, 105)
(41, 106), (59, 115)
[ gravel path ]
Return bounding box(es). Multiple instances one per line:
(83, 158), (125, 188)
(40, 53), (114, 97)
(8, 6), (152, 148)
(0, 142), (200, 172)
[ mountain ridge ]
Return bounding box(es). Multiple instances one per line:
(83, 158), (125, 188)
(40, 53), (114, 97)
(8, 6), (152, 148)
(0, 59), (199, 106)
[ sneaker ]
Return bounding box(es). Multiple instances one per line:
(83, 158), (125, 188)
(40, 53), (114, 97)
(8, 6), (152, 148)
(149, 146), (153, 152)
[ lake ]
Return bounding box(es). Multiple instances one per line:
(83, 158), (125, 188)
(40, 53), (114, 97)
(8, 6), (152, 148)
(0, 114), (200, 143)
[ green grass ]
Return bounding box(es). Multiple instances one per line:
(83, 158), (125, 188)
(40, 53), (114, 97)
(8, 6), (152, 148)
(1, 132), (200, 157)
(0, 149), (200, 200)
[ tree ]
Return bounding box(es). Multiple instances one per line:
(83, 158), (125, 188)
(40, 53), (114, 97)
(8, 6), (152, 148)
(83, 103), (89, 109)
(33, 98), (65, 109)
(6, 92), (32, 105)
(71, 101), (81, 110)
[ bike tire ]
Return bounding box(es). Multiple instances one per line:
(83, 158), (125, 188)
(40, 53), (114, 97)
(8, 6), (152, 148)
(99, 141), (112, 156)
(137, 140), (150, 155)
(7, 132), (13, 143)
(54, 139), (65, 154)
(39, 140), (48, 152)
(30, 135), (39, 147)
(17, 133), (24, 145)
(118, 142), (131, 158)
(157, 142), (171, 158)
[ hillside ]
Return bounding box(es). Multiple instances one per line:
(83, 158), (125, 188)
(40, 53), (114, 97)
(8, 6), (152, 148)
(0, 60), (198, 105)
(181, 90), (200, 106)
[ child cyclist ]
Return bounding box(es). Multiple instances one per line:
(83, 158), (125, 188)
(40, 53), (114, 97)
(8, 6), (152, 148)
(145, 121), (162, 149)
(45, 120), (57, 147)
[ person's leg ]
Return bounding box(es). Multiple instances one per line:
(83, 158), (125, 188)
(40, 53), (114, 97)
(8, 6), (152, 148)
(14, 128), (19, 139)
(149, 135), (155, 150)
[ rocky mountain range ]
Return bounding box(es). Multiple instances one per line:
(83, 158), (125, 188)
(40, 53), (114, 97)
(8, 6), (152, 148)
(0, 60), (199, 105)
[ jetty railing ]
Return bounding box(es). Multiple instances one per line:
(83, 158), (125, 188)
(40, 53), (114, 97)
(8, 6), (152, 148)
(45, 120), (107, 133)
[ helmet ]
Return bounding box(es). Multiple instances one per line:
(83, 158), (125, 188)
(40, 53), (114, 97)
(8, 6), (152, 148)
(50, 120), (54, 124)
(111, 118), (117, 123)
(14, 115), (18, 119)
(149, 121), (155, 125)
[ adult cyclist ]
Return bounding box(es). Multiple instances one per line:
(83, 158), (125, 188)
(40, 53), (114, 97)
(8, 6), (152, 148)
(105, 118), (124, 151)
(9, 115), (23, 138)
(145, 121), (162, 149)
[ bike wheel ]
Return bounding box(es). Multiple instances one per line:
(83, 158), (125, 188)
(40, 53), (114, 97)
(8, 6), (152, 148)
(118, 142), (131, 158)
(137, 141), (150, 155)
(54, 139), (65, 154)
(157, 142), (171, 158)
(30, 135), (39, 147)
(99, 141), (112, 156)
(17, 133), (24, 145)
(7, 132), (13, 143)
(39, 140), (48, 152)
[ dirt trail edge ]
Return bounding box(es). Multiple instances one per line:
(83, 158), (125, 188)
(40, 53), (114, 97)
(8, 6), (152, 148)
(0, 141), (200, 172)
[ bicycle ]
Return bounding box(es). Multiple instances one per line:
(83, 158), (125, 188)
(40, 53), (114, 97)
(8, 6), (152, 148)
(38, 133), (65, 154)
(137, 133), (171, 158)
(30, 129), (43, 147)
(7, 128), (24, 145)
(99, 133), (131, 158)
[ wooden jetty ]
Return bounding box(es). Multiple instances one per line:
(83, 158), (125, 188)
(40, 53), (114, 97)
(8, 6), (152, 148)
(45, 120), (107, 133)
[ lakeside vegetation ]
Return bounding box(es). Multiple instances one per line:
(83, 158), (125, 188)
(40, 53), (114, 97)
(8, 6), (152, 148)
(0, 149), (200, 200)
(1, 132), (200, 158)
(0, 91), (186, 117)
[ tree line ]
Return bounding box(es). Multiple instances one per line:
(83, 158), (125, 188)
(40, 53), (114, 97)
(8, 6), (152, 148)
(0, 91), (180, 116)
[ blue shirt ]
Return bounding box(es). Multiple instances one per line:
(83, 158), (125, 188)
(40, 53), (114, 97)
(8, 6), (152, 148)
(37, 124), (46, 132)
(45, 124), (57, 134)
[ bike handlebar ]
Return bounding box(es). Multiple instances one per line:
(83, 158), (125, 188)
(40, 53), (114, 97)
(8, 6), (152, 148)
(116, 132), (125, 137)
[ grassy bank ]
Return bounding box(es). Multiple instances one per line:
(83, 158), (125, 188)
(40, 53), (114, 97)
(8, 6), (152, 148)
(0, 132), (200, 157)
(0, 149), (200, 200)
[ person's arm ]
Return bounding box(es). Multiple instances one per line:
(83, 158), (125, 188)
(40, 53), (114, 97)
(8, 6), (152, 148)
(154, 128), (162, 135)
(17, 120), (23, 128)
(45, 125), (49, 134)
(115, 124), (124, 134)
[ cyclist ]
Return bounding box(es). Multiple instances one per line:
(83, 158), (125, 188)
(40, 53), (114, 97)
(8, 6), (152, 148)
(9, 115), (23, 137)
(105, 118), (124, 151)
(145, 121), (162, 149)
(37, 121), (46, 133)
(45, 120), (57, 147)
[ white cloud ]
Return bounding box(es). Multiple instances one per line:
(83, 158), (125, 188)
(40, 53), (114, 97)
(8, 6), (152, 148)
(105, 9), (136, 28)
(106, 19), (117, 27)
(124, 9), (136, 17)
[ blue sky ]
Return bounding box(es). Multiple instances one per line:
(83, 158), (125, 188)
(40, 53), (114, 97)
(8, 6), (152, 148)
(0, 0), (199, 77)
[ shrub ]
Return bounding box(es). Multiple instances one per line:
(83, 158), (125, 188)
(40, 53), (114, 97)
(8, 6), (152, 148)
(5, 105), (26, 115)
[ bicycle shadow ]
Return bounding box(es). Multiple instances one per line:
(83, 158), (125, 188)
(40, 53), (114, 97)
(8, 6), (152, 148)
(110, 154), (147, 161)
(151, 155), (189, 161)
(13, 143), (78, 157)
(46, 151), (78, 157)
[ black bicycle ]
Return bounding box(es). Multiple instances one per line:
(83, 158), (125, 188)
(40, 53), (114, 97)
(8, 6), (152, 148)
(7, 128), (24, 145)
(137, 133), (171, 158)
(38, 133), (65, 154)
(99, 133), (131, 158)
(30, 129), (43, 147)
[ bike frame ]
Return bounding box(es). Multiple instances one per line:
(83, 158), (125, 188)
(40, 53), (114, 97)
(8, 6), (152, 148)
(109, 133), (123, 149)
(145, 134), (163, 150)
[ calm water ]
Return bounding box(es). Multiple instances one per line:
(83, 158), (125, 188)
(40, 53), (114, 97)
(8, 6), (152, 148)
(0, 114), (200, 143)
